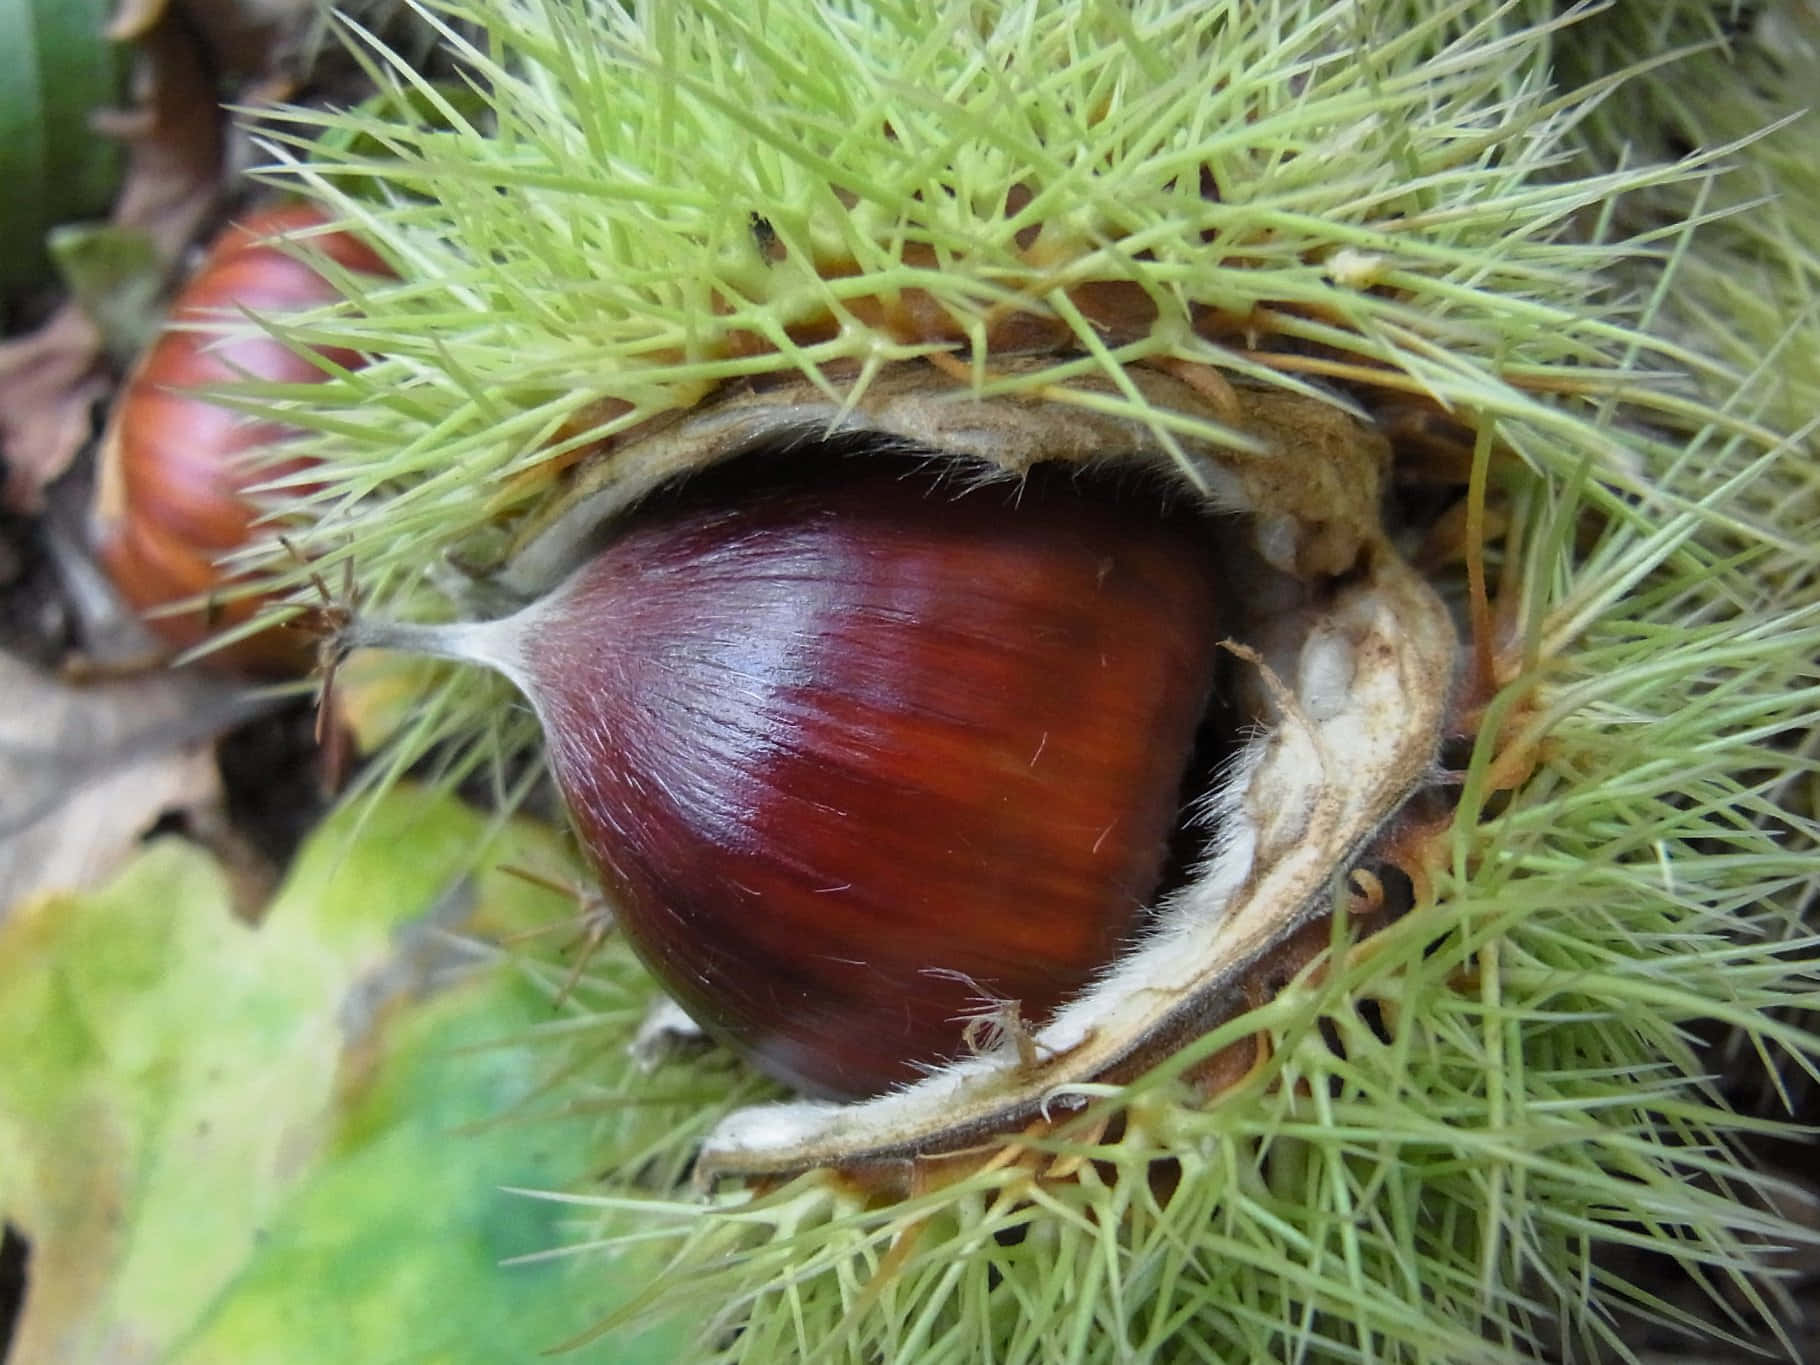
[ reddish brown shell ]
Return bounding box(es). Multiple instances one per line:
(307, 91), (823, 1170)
(93, 203), (386, 674)
(522, 456), (1225, 1098)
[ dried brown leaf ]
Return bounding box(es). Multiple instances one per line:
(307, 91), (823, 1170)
(0, 310), (112, 511)
(0, 652), (265, 914)
(177, 0), (320, 80)
(104, 20), (225, 262)
(103, 0), (170, 42)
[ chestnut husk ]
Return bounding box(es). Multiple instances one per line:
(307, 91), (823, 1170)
(345, 357), (1459, 1177)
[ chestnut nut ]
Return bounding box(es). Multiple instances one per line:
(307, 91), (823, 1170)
(92, 203), (387, 674)
(522, 454), (1223, 1097)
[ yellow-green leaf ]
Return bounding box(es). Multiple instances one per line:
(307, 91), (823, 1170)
(0, 787), (684, 1364)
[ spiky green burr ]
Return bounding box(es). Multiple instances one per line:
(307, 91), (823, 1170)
(231, 1), (1820, 1359)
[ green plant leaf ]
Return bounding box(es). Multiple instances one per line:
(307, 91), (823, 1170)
(45, 222), (166, 362)
(0, 786), (686, 1364)
(0, 0), (125, 297)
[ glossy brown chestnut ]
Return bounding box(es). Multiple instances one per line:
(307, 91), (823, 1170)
(93, 203), (386, 674)
(517, 456), (1224, 1097)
